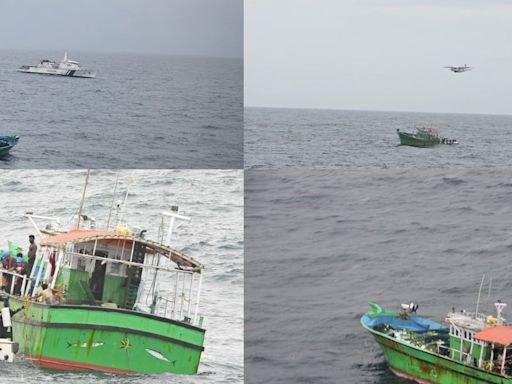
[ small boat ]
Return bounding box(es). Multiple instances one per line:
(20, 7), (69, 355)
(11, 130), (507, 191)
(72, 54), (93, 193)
(362, 300), (512, 383)
(0, 172), (206, 374)
(440, 137), (459, 145)
(0, 136), (19, 158)
(397, 128), (441, 147)
(18, 53), (96, 78)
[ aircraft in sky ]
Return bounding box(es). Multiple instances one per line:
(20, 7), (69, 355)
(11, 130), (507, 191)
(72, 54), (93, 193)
(443, 65), (472, 73)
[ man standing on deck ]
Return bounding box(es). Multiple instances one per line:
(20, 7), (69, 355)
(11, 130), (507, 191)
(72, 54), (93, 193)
(26, 235), (37, 277)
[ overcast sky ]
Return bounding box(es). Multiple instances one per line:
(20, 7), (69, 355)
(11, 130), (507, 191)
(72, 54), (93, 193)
(245, 0), (512, 114)
(0, 0), (242, 58)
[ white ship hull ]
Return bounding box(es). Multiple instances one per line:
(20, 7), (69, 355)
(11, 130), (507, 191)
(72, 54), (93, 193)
(18, 66), (95, 78)
(18, 53), (96, 78)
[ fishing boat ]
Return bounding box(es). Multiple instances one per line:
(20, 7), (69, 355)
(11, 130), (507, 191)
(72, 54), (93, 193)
(397, 128), (441, 147)
(0, 136), (19, 158)
(18, 53), (96, 78)
(362, 300), (512, 383)
(0, 173), (206, 374)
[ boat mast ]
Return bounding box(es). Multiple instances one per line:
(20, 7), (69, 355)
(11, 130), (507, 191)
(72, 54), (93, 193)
(117, 175), (133, 227)
(106, 173), (120, 231)
(475, 274), (485, 317)
(76, 169), (91, 229)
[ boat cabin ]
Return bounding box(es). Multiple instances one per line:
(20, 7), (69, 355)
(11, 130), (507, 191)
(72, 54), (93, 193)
(9, 228), (204, 327)
(446, 303), (512, 374)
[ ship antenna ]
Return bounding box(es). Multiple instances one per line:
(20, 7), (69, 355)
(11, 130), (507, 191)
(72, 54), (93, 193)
(475, 274), (485, 318)
(162, 207), (190, 246)
(117, 174), (133, 227)
(106, 173), (120, 231)
(76, 169), (91, 229)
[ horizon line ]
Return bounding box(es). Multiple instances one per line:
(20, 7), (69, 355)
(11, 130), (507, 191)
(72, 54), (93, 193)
(0, 47), (242, 61)
(244, 105), (512, 117)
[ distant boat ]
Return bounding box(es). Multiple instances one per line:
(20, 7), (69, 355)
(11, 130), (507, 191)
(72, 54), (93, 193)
(0, 136), (19, 157)
(18, 52), (96, 78)
(397, 128), (441, 147)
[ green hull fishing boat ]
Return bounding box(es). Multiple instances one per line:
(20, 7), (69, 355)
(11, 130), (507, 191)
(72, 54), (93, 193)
(362, 300), (512, 384)
(0, 172), (206, 374)
(397, 128), (441, 147)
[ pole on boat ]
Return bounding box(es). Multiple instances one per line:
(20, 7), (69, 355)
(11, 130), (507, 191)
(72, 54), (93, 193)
(24, 214), (60, 239)
(76, 169), (91, 229)
(162, 208), (191, 247)
(117, 175), (133, 227)
(32, 247), (50, 296)
(193, 271), (203, 326)
(475, 274), (485, 317)
(106, 173), (120, 231)
(50, 249), (65, 289)
(501, 346), (507, 374)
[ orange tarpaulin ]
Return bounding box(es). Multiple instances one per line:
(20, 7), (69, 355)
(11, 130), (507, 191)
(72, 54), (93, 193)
(475, 326), (512, 346)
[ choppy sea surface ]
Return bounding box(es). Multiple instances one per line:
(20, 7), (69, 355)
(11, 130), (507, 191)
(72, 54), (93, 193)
(0, 50), (242, 169)
(245, 107), (512, 169)
(246, 168), (512, 384)
(0, 170), (243, 384)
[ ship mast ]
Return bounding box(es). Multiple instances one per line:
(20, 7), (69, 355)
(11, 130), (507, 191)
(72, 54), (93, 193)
(106, 173), (120, 231)
(76, 169), (91, 229)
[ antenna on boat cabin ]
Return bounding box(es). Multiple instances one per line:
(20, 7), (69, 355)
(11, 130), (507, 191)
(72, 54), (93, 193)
(495, 301), (507, 325)
(76, 170), (91, 229)
(475, 274), (486, 317)
(162, 207), (190, 246)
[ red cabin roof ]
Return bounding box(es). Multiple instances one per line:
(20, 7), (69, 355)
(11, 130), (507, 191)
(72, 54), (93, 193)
(40, 229), (202, 272)
(475, 326), (512, 346)
(40, 229), (114, 245)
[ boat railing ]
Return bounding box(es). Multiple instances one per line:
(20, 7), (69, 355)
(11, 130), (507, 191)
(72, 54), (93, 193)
(0, 269), (29, 297)
(54, 251), (204, 327)
(135, 263), (204, 327)
(459, 311), (487, 321)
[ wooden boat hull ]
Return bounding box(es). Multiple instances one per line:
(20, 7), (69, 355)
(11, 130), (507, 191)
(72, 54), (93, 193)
(9, 298), (205, 374)
(362, 310), (509, 384)
(398, 131), (440, 147)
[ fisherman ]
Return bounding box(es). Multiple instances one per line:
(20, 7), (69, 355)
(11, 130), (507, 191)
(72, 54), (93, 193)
(26, 235), (37, 277)
(13, 256), (26, 295)
(34, 283), (59, 305)
(1, 252), (15, 292)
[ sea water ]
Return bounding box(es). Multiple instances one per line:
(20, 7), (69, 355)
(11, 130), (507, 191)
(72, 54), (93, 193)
(246, 168), (512, 384)
(245, 107), (512, 169)
(0, 50), (242, 169)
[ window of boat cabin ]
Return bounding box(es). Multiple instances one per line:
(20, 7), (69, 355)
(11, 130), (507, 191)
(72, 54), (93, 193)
(63, 241), (132, 278)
